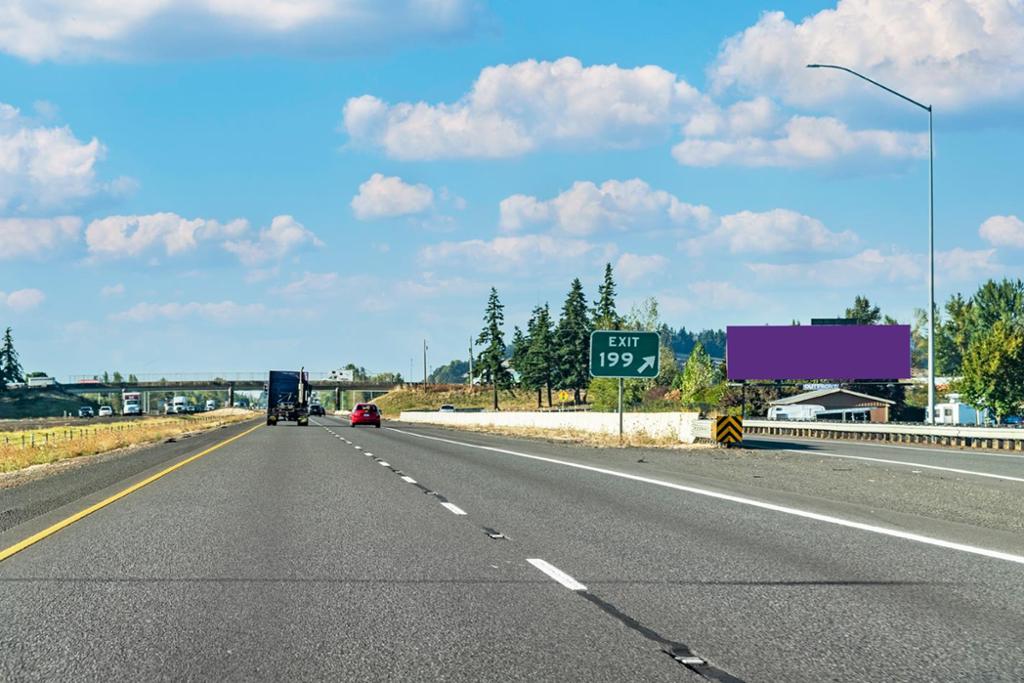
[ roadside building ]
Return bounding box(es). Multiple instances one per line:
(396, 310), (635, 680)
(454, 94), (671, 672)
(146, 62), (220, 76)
(767, 388), (895, 423)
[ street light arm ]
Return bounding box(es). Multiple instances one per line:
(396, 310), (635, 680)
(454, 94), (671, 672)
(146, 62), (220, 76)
(806, 63), (930, 111)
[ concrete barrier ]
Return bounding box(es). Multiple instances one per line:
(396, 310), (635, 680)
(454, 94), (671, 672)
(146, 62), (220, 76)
(398, 410), (705, 443)
(744, 419), (1024, 451)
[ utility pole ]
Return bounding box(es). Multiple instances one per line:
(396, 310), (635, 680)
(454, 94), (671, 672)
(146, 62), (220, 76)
(468, 336), (474, 386)
(423, 339), (428, 387)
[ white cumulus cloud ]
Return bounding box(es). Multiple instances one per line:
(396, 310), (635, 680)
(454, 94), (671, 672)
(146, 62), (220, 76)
(979, 215), (1024, 247)
(747, 247), (1000, 287)
(223, 215), (324, 266)
(100, 283), (125, 297)
(710, 0), (1024, 110)
(0, 288), (46, 312)
(343, 57), (704, 160)
(85, 212), (249, 258)
(673, 115), (927, 168)
(276, 272), (339, 297)
(420, 234), (616, 272)
(110, 300), (268, 323)
(351, 173), (434, 220)
(0, 0), (483, 62)
(499, 179), (711, 235)
(615, 253), (668, 284)
(0, 103), (123, 212)
(688, 209), (859, 254)
(0, 216), (81, 259)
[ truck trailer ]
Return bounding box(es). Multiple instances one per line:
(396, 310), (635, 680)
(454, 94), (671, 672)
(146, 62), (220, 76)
(266, 369), (310, 426)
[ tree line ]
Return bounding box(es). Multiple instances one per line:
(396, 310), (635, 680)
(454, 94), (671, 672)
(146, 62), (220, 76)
(472, 264), (728, 410)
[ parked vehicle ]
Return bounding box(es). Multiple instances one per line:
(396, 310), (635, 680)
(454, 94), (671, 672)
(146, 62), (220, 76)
(933, 393), (990, 425)
(98, 405), (113, 417)
(767, 404), (825, 421)
(123, 391), (142, 415)
(350, 403), (381, 428)
(27, 376), (56, 388)
(78, 406), (95, 418)
(266, 369), (310, 426)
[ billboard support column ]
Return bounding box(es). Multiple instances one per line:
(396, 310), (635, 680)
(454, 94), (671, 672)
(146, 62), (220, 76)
(741, 381), (747, 420)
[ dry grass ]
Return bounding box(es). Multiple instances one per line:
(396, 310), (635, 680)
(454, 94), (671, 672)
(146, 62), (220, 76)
(0, 409), (256, 473)
(408, 420), (715, 450)
(375, 385), (560, 414)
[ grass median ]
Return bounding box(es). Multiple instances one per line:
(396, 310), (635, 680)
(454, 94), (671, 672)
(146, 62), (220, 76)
(0, 409), (257, 473)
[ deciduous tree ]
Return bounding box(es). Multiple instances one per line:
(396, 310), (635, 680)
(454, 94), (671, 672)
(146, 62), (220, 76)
(959, 320), (1024, 421)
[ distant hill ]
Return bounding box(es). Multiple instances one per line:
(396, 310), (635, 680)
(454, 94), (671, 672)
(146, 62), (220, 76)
(0, 387), (97, 419)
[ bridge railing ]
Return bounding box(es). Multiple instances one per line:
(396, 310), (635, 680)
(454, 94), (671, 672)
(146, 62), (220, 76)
(66, 371), (400, 384)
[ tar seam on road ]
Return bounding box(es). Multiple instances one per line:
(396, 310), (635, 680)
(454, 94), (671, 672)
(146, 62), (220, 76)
(0, 422), (263, 565)
(784, 448), (1024, 483)
(526, 558), (744, 681)
(387, 427), (1024, 566)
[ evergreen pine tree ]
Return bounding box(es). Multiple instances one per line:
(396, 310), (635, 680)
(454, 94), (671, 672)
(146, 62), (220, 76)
(0, 327), (24, 388)
(554, 278), (592, 403)
(510, 326), (528, 388)
(520, 304), (556, 408)
(475, 287), (513, 410)
(593, 263), (621, 330)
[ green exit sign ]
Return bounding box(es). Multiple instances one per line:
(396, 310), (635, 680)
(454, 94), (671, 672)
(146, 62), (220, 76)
(589, 330), (661, 379)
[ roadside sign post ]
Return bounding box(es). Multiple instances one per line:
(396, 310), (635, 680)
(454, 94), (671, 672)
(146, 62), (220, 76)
(590, 330), (661, 441)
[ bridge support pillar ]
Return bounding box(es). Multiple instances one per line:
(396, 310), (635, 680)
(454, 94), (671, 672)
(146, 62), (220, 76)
(228, 383), (235, 408)
(335, 387), (341, 411)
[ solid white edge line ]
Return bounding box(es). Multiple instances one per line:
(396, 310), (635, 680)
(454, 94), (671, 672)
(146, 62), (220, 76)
(440, 502), (467, 515)
(401, 476), (417, 484)
(785, 449), (1024, 483)
(527, 558), (587, 591)
(386, 427), (1024, 566)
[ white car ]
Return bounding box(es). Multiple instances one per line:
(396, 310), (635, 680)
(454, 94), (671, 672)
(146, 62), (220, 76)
(98, 405), (114, 417)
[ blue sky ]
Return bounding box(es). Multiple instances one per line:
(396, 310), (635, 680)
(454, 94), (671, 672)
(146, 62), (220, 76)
(1, 0), (1022, 380)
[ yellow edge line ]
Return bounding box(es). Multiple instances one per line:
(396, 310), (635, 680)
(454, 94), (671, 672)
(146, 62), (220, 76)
(0, 421), (263, 564)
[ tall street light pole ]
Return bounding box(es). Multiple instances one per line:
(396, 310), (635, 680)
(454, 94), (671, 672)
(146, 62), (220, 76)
(807, 64), (935, 423)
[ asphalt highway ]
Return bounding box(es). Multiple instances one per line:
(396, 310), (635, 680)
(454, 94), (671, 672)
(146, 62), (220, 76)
(1, 415), (1021, 681)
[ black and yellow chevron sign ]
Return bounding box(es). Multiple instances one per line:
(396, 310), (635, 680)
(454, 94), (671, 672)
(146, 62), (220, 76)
(715, 416), (743, 445)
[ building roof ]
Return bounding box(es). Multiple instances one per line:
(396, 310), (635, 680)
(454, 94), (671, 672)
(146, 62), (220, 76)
(769, 387), (896, 406)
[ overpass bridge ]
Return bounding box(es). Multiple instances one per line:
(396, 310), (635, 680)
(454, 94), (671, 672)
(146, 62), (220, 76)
(61, 373), (401, 410)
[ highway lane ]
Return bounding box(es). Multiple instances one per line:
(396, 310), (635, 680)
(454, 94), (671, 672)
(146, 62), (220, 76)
(0, 415), (1021, 681)
(0, 419), (695, 681)
(318, 416), (1024, 682)
(744, 433), (1024, 480)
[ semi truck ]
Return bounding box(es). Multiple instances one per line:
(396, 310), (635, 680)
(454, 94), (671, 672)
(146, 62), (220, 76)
(266, 369), (310, 426)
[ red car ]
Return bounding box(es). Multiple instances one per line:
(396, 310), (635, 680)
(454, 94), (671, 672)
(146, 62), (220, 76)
(350, 403), (381, 428)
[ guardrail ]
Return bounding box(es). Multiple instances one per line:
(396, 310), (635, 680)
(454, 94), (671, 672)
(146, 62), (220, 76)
(744, 419), (1024, 451)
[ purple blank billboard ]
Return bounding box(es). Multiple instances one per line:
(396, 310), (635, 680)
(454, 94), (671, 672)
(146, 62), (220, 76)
(727, 325), (911, 381)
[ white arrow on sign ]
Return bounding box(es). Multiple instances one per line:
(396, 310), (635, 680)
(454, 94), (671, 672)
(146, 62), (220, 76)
(637, 356), (656, 374)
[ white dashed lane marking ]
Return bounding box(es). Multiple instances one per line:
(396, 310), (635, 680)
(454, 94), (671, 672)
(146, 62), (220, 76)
(527, 559), (587, 591)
